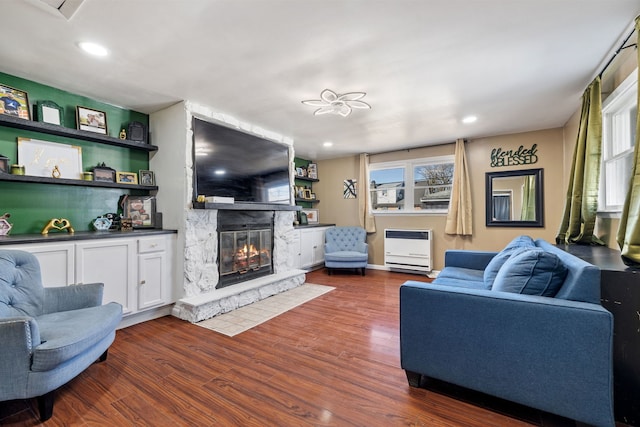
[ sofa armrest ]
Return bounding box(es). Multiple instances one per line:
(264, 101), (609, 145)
(43, 282), (104, 314)
(0, 317), (40, 398)
(443, 250), (497, 270)
(399, 282), (614, 427)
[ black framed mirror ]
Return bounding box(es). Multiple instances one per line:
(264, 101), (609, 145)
(486, 168), (544, 227)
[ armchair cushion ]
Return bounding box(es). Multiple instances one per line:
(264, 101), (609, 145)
(0, 251), (44, 317)
(33, 302), (122, 372)
(493, 248), (568, 297)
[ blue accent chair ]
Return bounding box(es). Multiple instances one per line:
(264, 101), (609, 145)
(324, 226), (368, 275)
(0, 250), (122, 421)
(400, 238), (614, 427)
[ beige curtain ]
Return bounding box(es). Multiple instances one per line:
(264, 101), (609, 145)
(556, 77), (602, 244)
(617, 17), (640, 265)
(359, 153), (376, 233)
(445, 139), (473, 235)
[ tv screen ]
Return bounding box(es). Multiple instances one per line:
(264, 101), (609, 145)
(192, 118), (291, 204)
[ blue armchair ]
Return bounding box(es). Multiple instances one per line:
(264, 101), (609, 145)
(0, 250), (122, 421)
(324, 226), (368, 275)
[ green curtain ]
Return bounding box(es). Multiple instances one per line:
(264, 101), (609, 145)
(521, 176), (536, 221)
(556, 77), (603, 245)
(616, 17), (640, 265)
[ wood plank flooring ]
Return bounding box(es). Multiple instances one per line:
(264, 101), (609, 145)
(1, 269), (582, 426)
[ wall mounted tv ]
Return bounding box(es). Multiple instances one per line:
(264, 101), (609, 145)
(192, 117), (292, 204)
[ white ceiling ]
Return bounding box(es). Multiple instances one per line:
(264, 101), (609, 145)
(1, 0), (639, 160)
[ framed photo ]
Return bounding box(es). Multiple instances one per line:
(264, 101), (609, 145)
(0, 154), (9, 173)
(92, 164), (116, 182)
(76, 106), (107, 134)
(302, 208), (319, 224)
(123, 195), (156, 228)
(116, 171), (138, 184)
(0, 84), (30, 120)
(36, 101), (63, 125)
(303, 188), (312, 199)
(18, 138), (83, 179)
(139, 170), (155, 186)
(307, 163), (318, 179)
(128, 121), (148, 143)
(296, 167), (306, 177)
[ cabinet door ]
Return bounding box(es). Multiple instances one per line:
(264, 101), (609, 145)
(75, 239), (136, 315)
(2, 243), (75, 287)
(138, 251), (166, 310)
(311, 228), (326, 264)
(300, 229), (315, 268)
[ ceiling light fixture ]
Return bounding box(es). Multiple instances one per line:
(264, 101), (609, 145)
(462, 115), (478, 124)
(78, 41), (109, 57)
(323, 141), (334, 147)
(302, 89), (371, 117)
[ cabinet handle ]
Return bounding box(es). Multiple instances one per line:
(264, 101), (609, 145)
(140, 280), (146, 285)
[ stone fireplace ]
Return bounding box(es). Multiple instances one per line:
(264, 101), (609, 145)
(171, 205), (305, 323)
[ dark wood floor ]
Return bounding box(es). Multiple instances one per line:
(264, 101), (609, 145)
(1, 269), (588, 426)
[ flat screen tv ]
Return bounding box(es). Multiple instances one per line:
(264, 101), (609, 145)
(192, 117), (292, 204)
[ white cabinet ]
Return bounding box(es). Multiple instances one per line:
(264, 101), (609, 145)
(299, 226), (333, 269)
(137, 236), (173, 310)
(2, 233), (176, 322)
(2, 243), (75, 287)
(76, 239), (137, 316)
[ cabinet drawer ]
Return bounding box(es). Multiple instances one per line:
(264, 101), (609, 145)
(138, 237), (166, 253)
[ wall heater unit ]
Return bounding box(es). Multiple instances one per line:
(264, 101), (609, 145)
(384, 229), (432, 273)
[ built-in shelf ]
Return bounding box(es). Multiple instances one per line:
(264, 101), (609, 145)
(0, 172), (158, 191)
(0, 114), (158, 152)
(295, 198), (319, 204)
(294, 176), (319, 183)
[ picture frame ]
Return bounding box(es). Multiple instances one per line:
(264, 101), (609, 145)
(18, 138), (83, 179)
(92, 163), (116, 182)
(0, 154), (9, 173)
(302, 208), (319, 224)
(128, 121), (148, 143)
(307, 163), (318, 179)
(296, 167), (306, 177)
(0, 84), (30, 120)
(76, 106), (107, 134)
(36, 100), (63, 125)
(116, 171), (138, 184)
(122, 195), (156, 228)
(139, 169), (155, 186)
(303, 188), (312, 199)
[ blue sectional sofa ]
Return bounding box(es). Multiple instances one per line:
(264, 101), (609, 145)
(400, 236), (614, 427)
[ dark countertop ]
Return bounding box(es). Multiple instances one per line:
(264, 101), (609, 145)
(0, 229), (177, 245)
(294, 223), (335, 229)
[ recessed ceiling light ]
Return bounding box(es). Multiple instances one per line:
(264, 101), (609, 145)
(78, 41), (109, 57)
(323, 141), (334, 147)
(462, 115), (478, 124)
(215, 169), (226, 175)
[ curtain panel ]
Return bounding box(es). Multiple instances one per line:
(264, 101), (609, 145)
(445, 139), (473, 235)
(358, 153), (376, 233)
(556, 77), (603, 245)
(616, 16), (640, 265)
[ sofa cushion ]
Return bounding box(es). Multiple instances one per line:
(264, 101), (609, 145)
(324, 251), (368, 262)
(436, 267), (485, 283)
(32, 302), (122, 372)
(483, 235), (536, 288)
(492, 248), (568, 297)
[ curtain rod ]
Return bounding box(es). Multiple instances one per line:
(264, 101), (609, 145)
(597, 21), (638, 79)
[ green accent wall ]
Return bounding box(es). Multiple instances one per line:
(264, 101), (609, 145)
(0, 72), (150, 235)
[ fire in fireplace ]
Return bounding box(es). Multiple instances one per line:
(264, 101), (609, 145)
(217, 211), (274, 288)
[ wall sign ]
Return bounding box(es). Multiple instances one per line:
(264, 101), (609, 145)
(490, 144), (538, 168)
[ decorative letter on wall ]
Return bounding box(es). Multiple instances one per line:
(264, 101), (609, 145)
(490, 144), (538, 168)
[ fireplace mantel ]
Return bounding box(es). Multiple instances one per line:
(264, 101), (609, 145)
(193, 202), (301, 211)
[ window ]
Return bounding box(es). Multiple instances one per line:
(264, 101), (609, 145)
(600, 70), (637, 213)
(369, 155), (454, 214)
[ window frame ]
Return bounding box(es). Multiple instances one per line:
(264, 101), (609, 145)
(368, 155), (455, 215)
(599, 69), (637, 216)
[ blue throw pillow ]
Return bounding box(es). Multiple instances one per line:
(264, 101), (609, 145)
(492, 248), (568, 297)
(483, 235), (536, 288)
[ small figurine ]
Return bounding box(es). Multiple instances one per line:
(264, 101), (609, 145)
(119, 128), (127, 139)
(41, 218), (74, 235)
(52, 165), (61, 178)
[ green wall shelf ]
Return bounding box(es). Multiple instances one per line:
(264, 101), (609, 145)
(0, 114), (157, 152)
(0, 172), (157, 191)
